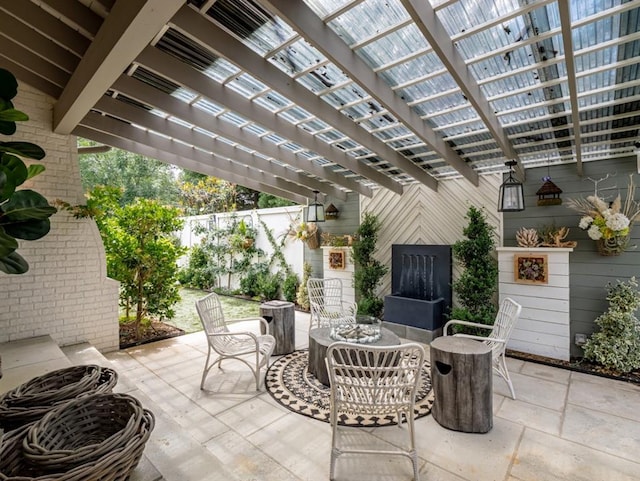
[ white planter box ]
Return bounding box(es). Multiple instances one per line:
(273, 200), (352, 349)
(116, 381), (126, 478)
(496, 247), (573, 361)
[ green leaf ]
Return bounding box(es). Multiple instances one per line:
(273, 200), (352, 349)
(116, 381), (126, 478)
(0, 141), (45, 160)
(0, 189), (57, 222)
(0, 121), (16, 136)
(0, 69), (18, 101)
(0, 109), (28, 122)
(0, 154), (29, 201)
(4, 218), (51, 240)
(0, 251), (28, 274)
(0, 226), (18, 257)
(26, 164), (45, 179)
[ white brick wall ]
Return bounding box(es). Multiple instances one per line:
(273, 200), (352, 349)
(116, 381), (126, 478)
(0, 84), (119, 352)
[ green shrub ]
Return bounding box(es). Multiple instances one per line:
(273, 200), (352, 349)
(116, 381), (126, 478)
(239, 262), (269, 298)
(258, 271), (282, 301)
(283, 272), (299, 302)
(178, 244), (215, 289)
(296, 262), (312, 310)
(583, 277), (640, 373)
(352, 212), (387, 317)
(451, 206), (498, 329)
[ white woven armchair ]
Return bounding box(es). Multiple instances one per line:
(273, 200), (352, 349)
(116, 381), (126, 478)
(195, 292), (275, 391)
(444, 297), (522, 399)
(326, 342), (425, 481)
(307, 278), (357, 330)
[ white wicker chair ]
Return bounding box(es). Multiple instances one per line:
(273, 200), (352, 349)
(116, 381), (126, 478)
(307, 278), (357, 330)
(195, 292), (275, 391)
(326, 342), (425, 481)
(444, 297), (522, 399)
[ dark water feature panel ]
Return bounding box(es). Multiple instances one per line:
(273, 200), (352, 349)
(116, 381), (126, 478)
(383, 244), (452, 331)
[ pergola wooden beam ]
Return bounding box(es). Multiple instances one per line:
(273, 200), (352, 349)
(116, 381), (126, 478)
(90, 96), (339, 201)
(135, 46), (372, 197)
(262, 0), (474, 188)
(111, 74), (348, 200)
(75, 120), (308, 205)
(53, 0), (185, 134)
(170, 5), (406, 195)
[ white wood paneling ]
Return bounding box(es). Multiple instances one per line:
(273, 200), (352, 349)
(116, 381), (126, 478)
(361, 174), (502, 298)
(322, 247), (355, 305)
(497, 247), (574, 360)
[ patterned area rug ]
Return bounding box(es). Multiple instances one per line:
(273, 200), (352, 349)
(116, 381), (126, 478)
(266, 350), (434, 427)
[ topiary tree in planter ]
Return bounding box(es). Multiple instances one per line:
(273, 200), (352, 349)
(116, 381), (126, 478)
(352, 212), (388, 317)
(451, 205), (498, 328)
(0, 68), (56, 275)
(582, 277), (640, 373)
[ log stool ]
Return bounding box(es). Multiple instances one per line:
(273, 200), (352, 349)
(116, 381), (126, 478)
(430, 336), (493, 433)
(259, 301), (295, 355)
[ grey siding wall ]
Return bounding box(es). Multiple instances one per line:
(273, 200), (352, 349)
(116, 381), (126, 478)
(304, 191), (360, 278)
(503, 156), (640, 357)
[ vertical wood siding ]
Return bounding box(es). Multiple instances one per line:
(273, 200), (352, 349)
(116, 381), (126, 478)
(503, 157), (640, 358)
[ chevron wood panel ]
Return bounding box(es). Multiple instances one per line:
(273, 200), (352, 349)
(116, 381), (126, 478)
(360, 174), (503, 296)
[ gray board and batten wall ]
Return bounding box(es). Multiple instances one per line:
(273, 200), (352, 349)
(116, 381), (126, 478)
(304, 191), (360, 279)
(502, 156), (640, 358)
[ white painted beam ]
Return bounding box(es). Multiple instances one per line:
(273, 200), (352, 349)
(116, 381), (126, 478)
(90, 96), (337, 200)
(53, 0), (185, 134)
(111, 74), (348, 200)
(262, 0), (473, 188)
(75, 120), (308, 205)
(558, 0), (582, 176)
(136, 46), (373, 197)
(400, 0), (520, 177)
(170, 5), (410, 194)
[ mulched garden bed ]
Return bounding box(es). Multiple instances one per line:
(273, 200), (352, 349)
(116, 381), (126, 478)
(507, 349), (640, 385)
(119, 320), (184, 349)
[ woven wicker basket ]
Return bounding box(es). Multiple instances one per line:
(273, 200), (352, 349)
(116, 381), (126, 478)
(0, 393), (154, 481)
(0, 365), (118, 431)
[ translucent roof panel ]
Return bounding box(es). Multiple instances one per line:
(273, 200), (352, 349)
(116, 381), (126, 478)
(326, 0), (410, 46)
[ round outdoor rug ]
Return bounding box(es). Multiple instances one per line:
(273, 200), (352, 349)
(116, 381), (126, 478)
(266, 350), (434, 427)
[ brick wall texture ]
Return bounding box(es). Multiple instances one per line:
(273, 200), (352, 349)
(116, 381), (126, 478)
(0, 84), (120, 352)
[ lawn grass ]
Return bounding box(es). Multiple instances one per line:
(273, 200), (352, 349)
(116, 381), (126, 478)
(169, 287), (261, 333)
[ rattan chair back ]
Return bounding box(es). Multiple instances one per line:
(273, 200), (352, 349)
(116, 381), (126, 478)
(326, 341), (425, 480)
(307, 278), (357, 329)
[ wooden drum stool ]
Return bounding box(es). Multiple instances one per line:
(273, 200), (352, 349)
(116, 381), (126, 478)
(259, 301), (295, 355)
(430, 336), (493, 433)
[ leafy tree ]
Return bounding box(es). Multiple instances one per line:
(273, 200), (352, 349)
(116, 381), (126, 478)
(78, 139), (180, 206)
(66, 186), (185, 340)
(352, 212), (388, 317)
(178, 176), (237, 215)
(451, 206), (498, 328)
(257, 193), (295, 209)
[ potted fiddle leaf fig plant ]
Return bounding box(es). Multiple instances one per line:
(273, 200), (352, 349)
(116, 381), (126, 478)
(0, 68), (57, 275)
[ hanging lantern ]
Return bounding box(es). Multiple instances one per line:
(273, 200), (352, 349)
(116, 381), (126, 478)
(498, 160), (525, 212)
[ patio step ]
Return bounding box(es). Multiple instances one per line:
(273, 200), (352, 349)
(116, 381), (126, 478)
(62, 342), (241, 481)
(0, 336), (238, 481)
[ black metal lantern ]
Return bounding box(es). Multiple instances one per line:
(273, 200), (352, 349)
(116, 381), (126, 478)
(498, 161), (525, 212)
(306, 190), (325, 222)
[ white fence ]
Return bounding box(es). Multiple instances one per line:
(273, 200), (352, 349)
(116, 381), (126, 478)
(177, 205), (305, 291)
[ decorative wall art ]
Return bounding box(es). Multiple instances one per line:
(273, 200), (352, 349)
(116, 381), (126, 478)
(514, 254), (548, 284)
(328, 250), (346, 270)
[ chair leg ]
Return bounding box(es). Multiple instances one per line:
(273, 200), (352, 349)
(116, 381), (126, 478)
(200, 346), (213, 390)
(495, 354), (516, 400)
(329, 410), (340, 480)
(408, 411), (419, 481)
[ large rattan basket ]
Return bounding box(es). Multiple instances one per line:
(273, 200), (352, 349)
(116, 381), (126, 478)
(0, 393), (154, 481)
(0, 365), (118, 431)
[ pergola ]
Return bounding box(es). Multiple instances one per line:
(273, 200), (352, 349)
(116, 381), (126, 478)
(0, 0), (638, 205)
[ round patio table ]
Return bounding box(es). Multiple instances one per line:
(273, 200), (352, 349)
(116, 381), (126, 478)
(307, 326), (400, 386)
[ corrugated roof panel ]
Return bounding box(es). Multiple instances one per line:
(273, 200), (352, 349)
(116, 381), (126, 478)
(226, 74), (268, 97)
(326, 0), (410, 45)
(194, 98), (225, 116)
(302, 0), (354, 19)
(203, 58), (240, 83)
(358, 25), (430, 69)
